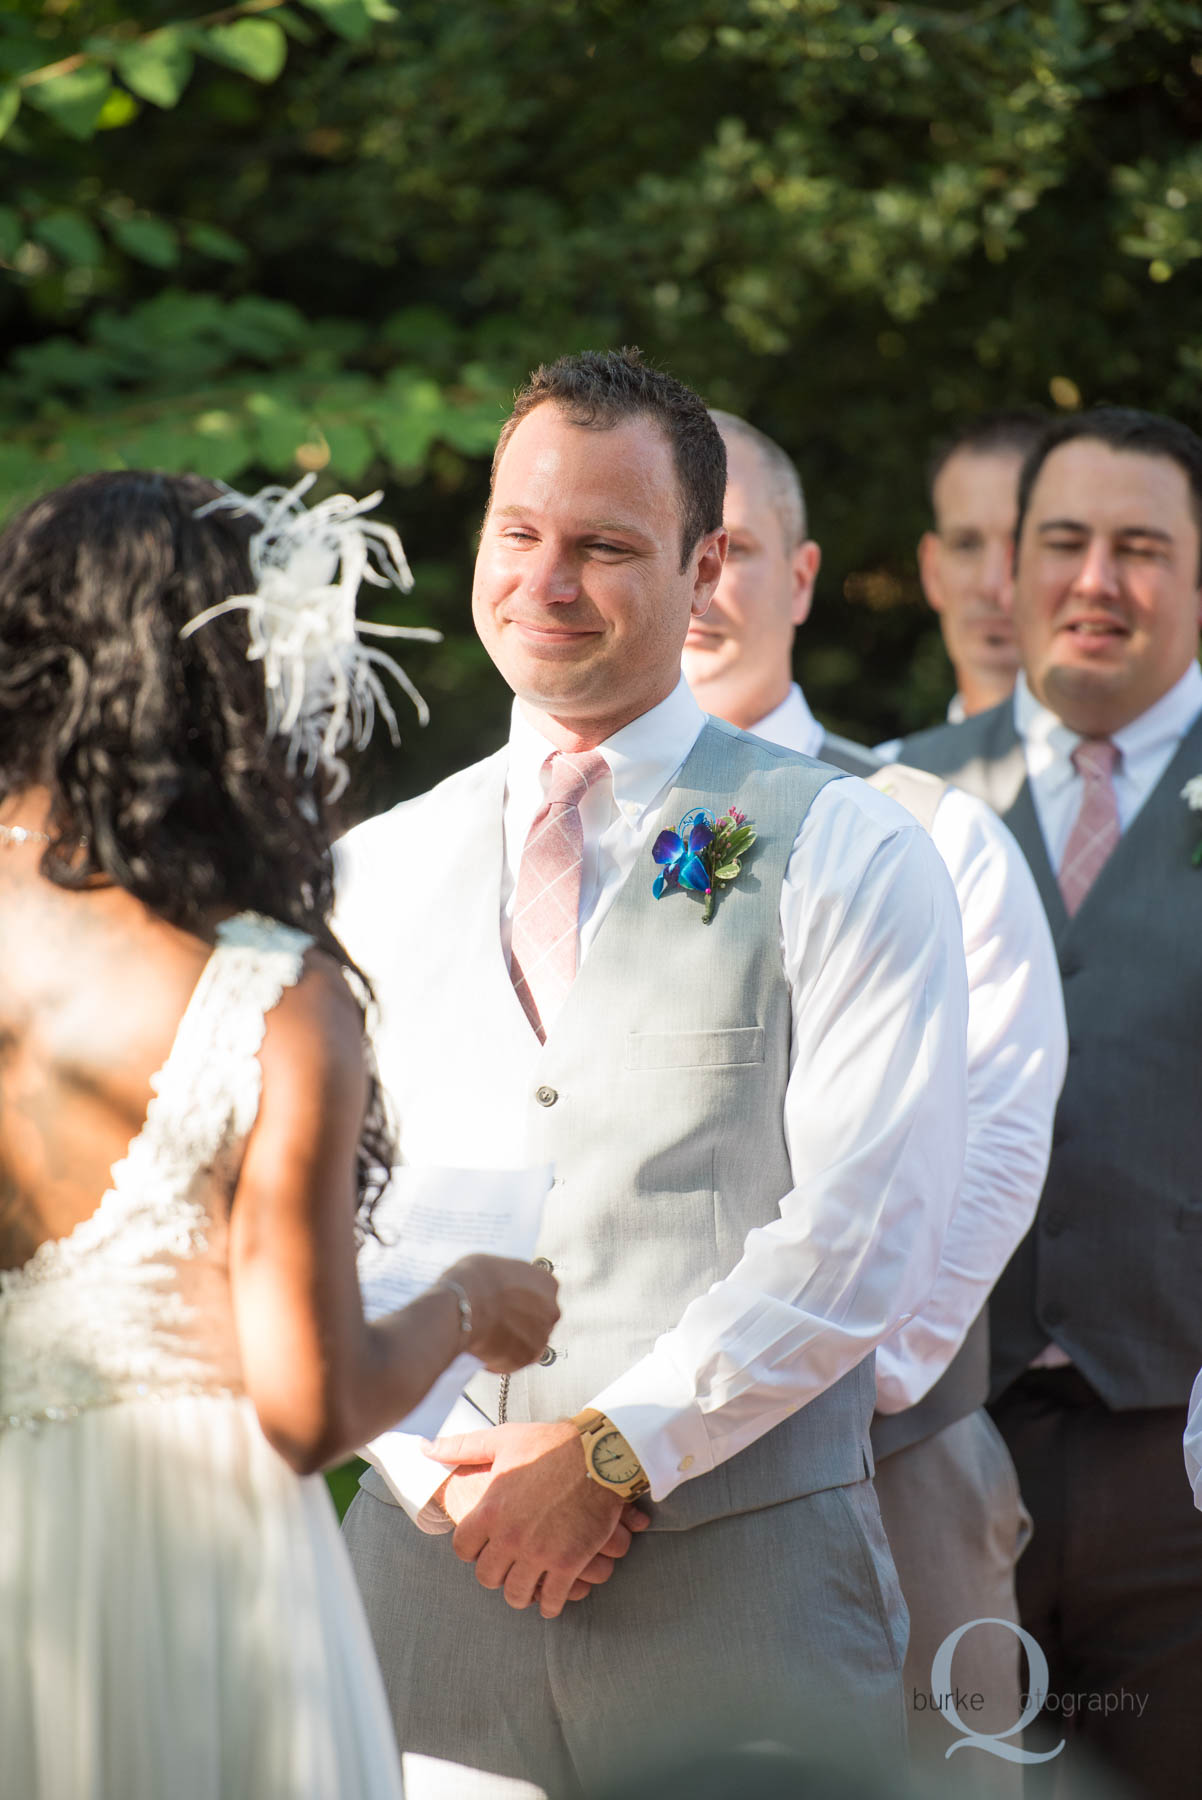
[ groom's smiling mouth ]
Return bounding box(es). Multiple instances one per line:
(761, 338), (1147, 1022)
(506, 618), (604, 648)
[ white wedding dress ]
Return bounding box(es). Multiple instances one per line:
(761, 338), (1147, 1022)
(0, 913), (404, 1799)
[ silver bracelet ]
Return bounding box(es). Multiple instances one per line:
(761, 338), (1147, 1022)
(441, 1278), (473, 1341)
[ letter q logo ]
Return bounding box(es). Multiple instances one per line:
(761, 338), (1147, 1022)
(931, 1618), (1065, 1765)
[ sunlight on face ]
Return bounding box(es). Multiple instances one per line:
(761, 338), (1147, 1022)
(473, 404), (725, 746)
(1012, 439), (1202, 736)
(682, 430), (817, 731)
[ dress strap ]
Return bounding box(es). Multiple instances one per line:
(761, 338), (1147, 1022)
(135, 912), (315, 1173)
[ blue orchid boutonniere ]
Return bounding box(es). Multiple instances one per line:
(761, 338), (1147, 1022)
(1182, 776), (1202, 866)
(652, 806), (757, 923)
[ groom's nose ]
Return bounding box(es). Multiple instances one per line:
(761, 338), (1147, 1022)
(521, 540), (583, 606)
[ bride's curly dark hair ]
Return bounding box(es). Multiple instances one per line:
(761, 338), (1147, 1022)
(0, 469), (394, 1232)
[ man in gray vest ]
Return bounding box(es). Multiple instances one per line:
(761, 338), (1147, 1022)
(898, 406), (1202, 1800)
(335, 350), (969, 1798)
(683, 411), (1066, 1788)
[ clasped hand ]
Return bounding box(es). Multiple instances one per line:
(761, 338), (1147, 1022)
(424, 1421), (649, 1619)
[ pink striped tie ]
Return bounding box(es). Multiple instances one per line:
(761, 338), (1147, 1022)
(510, 749), (609, 1042)
(1058, 739), (1120, 916)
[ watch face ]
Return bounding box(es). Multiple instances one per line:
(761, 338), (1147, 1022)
(592, 1430), (642, 1485)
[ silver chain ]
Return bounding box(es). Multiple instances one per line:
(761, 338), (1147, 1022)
(497, 1373), (509, 1425)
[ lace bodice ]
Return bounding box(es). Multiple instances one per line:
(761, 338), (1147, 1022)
(0, 914), (312, 1431)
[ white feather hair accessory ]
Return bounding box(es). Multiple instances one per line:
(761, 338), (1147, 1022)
(180, 473), (441, 800)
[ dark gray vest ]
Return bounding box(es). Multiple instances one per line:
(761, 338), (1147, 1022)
(818, 732), (991, 1457)
(900, 699), (1202, 1409)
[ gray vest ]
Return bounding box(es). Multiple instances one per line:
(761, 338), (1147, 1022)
(818, 732), (991, 1457)
(901, 699), (1202, 1409)
(461, 719), (878, 1528)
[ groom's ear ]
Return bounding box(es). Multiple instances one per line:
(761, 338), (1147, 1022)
(690, 527), (728, 615)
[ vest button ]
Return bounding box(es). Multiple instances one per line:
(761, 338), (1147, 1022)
(535, 1085), (558, 1107)
(537, 1346), (557, 1366)
(1043, 1213), (1066, 1238)
(533, 1256), (554, 1272)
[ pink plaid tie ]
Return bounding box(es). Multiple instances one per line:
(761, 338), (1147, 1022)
(1058, 739), (1120, 916)
(510, 749), (609, 1042)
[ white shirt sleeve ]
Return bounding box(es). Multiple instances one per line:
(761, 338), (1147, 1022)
(1185, 1369), (1202, 1511)
(592, 780), (969, 1500)
(873, 786), (1068, 1413)
(357, 1395), (496, 1532)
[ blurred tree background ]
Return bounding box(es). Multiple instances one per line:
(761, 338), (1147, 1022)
(3, 0), (1201, 807)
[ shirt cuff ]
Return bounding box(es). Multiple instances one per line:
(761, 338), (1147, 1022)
(361, 1427), (454, 1527)
(590, 1351), (714, 1501)
(359, 1391), (492, 1530)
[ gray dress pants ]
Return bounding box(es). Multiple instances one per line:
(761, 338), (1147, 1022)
(342, 1475), (909, 1800)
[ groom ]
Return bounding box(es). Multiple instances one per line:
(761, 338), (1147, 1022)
(336, 349), (968, 1797)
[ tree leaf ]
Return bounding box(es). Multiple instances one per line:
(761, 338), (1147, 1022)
(96, 88), (139, 131)
(185, 222), (248, 264)
(200, 20), (288, 84)
(0, 205), (22, 261)
(32, 208), (105, 268)
(248, 397), (316, 468)
(273, 8), (319, 45)
(714, 862), (741, 881)
(116, 32), (194, 109)
(109, 215), (180, 269)
(322, 420), (376, 480)
(0, 85), (21, 143)
(24, 66), (112, 140)
(298, 0), (374, 43)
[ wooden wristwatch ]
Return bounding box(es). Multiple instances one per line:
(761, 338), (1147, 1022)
(571, 1408), (650, 1500)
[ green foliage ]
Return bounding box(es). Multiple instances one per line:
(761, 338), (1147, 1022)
(201, 19), (288, 83)
(3, 0), (1202, 800)
(115, 31), (195, 108)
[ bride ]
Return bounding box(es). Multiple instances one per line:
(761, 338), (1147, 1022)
(0, 470), (559, 1798)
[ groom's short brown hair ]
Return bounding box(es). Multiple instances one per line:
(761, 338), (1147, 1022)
(491, 348), (727, 569)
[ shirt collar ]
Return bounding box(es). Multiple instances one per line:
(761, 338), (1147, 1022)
(748, 683), (822, 758)
(1014, 663), (1202, 778)
(506, 676), (708, 817)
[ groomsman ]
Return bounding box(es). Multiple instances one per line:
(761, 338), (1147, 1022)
(683, 411), (1066, 1785)
(918, 411), (1047, 722)
(336, 350), (969, 1797)
(898, 406), (1202, 1799)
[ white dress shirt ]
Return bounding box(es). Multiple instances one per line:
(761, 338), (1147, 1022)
(1185, 1369), (1202, 1511)
(1013, 662), (1202, 867)
(750, 683), (1067, 1414)
(338, 677), (969, 1509)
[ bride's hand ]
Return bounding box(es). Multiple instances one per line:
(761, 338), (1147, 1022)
(440, 1253), (559, 1373)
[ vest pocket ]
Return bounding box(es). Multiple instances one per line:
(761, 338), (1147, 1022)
(624, 1026), (765, 1070)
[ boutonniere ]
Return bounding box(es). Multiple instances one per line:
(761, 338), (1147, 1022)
(1182, 777), (1202, 866)
(652, 806), (757, 923)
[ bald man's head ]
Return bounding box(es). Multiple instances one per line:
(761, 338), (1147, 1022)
(682, 414), (821, 731)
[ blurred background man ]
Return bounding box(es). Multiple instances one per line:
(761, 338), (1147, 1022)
(919, 411), (1049, 722)
(684, 411), (1067, 1790)
(899, 406), (1202, 1800)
